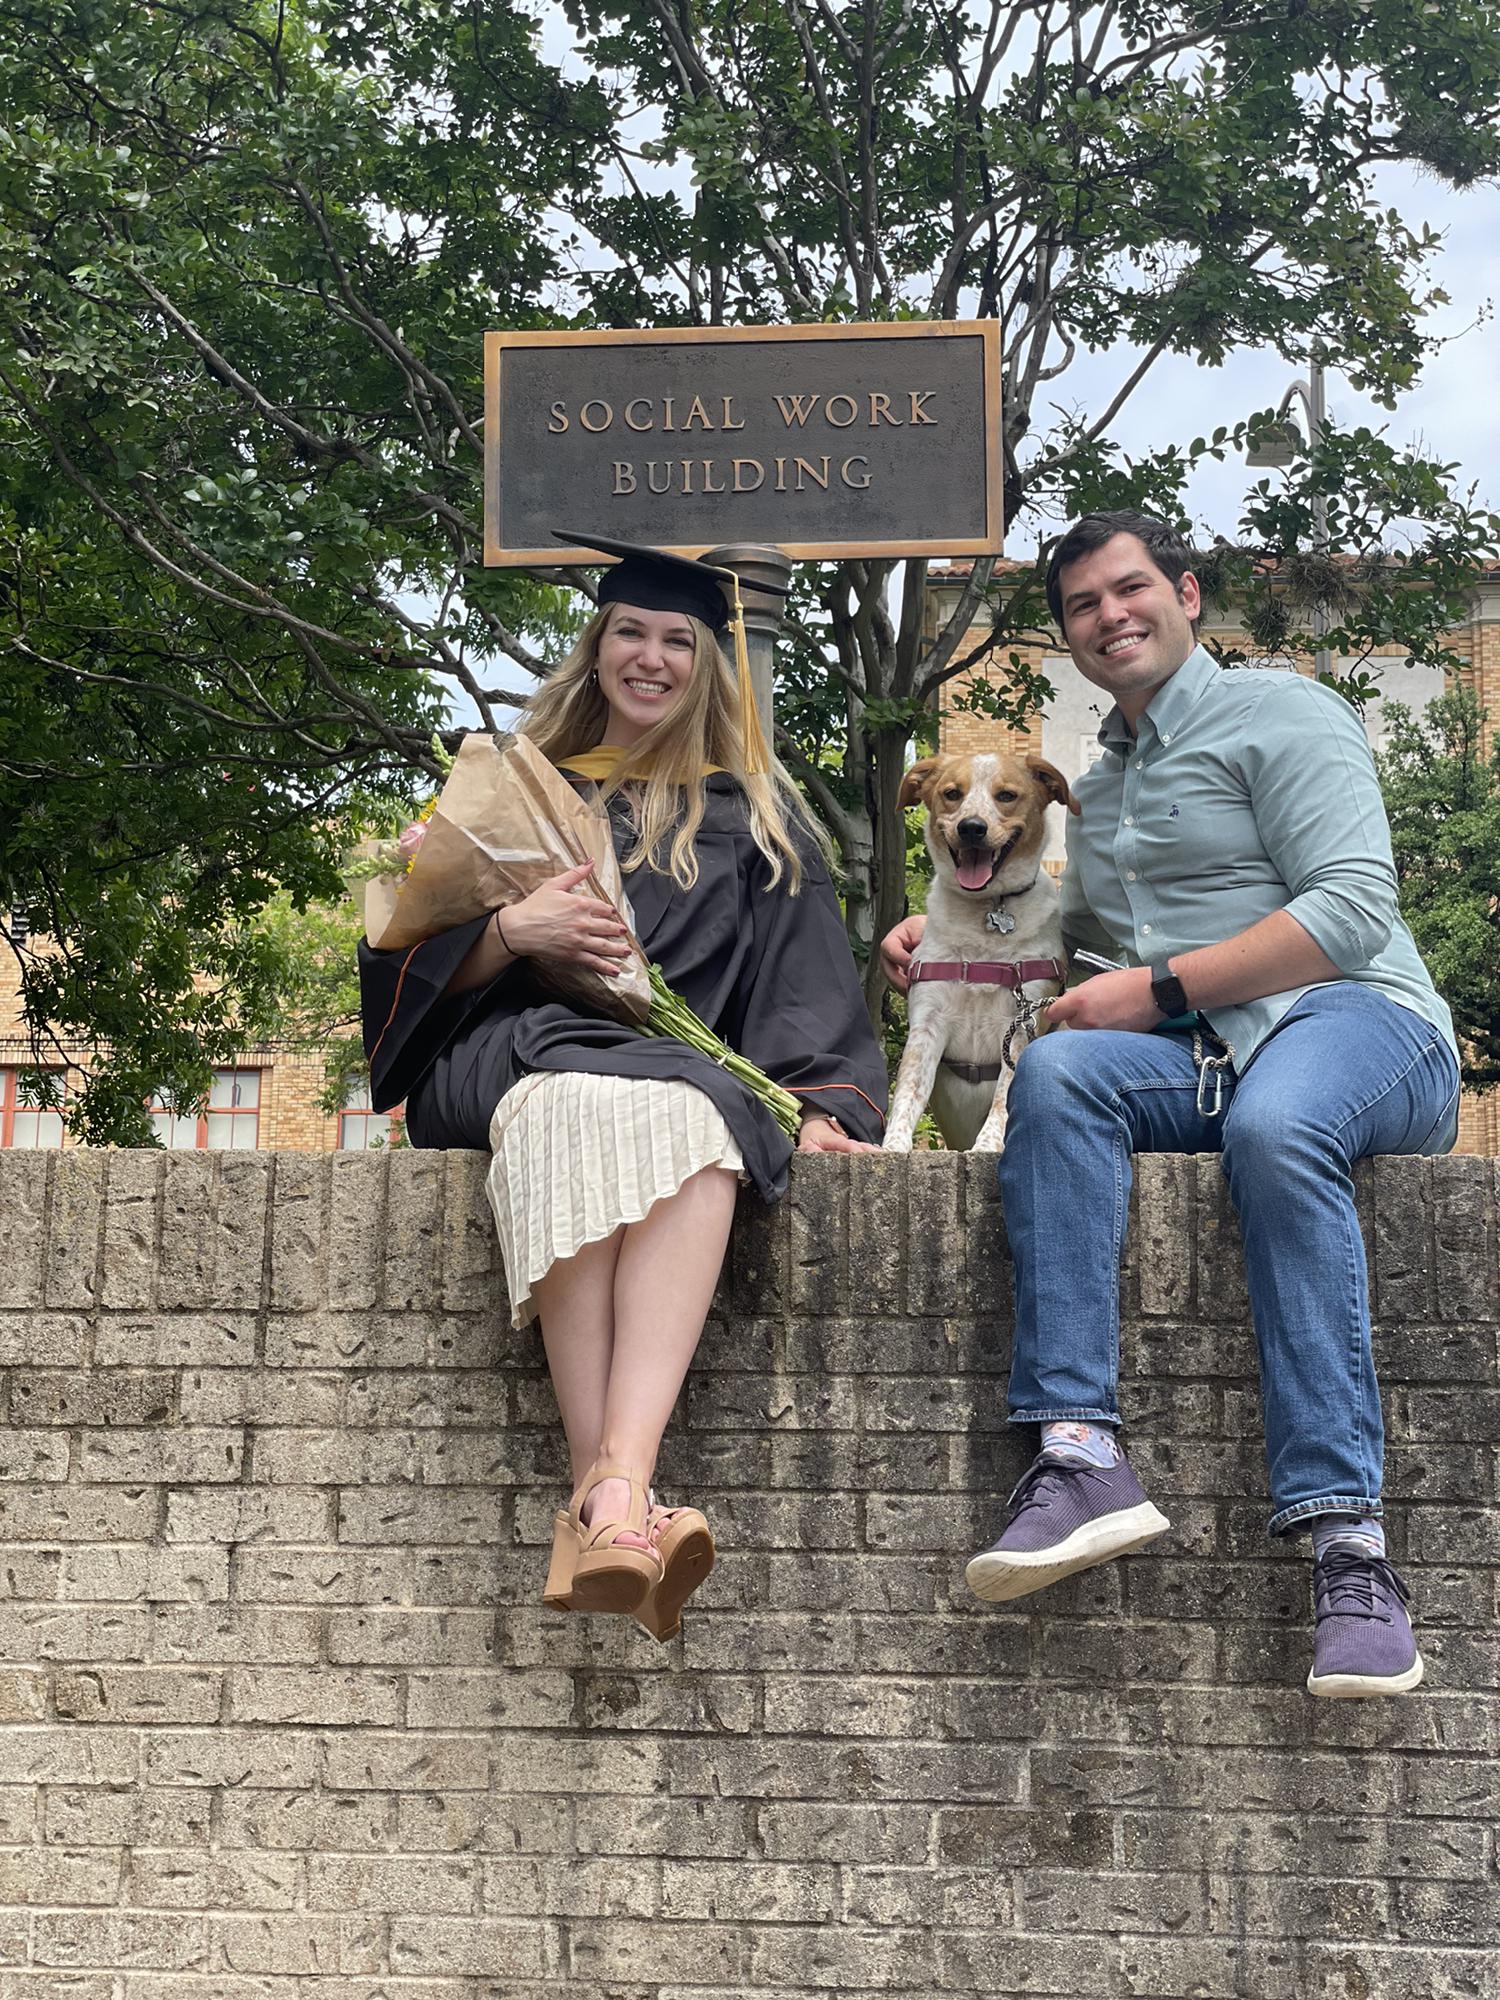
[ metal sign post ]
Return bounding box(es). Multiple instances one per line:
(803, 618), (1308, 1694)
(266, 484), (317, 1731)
(701, 542), (794, 744)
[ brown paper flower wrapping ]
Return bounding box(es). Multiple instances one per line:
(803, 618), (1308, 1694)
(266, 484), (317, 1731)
(362, 732), (651, 1025)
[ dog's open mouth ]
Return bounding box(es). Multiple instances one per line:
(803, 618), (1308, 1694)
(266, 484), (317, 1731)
(953, 846), (998, 892)
(949, 829), (1019, 893)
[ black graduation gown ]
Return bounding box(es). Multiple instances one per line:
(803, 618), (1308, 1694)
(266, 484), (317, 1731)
(358, 774), (887, 1201)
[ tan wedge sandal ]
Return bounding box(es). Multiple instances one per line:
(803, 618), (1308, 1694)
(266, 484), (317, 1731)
(635, 1498), (716, 1643)
(542, 1508), (580, 1612)
(569, 1462), (662, 1617)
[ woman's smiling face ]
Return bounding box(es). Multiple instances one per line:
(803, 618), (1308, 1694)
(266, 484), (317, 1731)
(594, 601), (699, 744)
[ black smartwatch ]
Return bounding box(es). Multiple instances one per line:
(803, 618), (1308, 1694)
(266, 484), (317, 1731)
(1149, 962), (1190, 1018)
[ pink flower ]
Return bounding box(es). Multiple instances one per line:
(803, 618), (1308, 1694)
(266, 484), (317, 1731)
(397, 821), (428, 860)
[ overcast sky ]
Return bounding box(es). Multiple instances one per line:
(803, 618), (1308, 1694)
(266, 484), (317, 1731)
(1038, 162), (1499, 550)
(530, 3), (1500, 549)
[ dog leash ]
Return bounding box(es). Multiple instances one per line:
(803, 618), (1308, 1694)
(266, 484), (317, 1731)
(1071, 949), (1235, 1117)
(939, 1006), (1046, 1082)
(1002, 992), (1051, 1072)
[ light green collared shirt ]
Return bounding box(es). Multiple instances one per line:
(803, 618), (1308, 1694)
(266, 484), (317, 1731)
(1061, 645), (1457, 1071)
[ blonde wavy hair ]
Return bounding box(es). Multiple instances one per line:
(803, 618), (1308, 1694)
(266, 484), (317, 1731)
(520, 602), (827, 893)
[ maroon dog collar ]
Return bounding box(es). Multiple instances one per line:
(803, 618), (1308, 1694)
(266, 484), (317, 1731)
(909, 958), (1065, 988)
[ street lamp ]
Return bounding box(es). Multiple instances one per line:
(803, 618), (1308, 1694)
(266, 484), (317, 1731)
(1246, 350), (1332, 678)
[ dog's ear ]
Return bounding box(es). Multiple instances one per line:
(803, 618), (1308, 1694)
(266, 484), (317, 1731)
(898, 758), (939, 810)
(1026, 754), (1080, 817)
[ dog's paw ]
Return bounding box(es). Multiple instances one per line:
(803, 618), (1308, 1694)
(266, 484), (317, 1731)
(969, 1124), (1008, 1154)
(882, 1129), (916, 1153)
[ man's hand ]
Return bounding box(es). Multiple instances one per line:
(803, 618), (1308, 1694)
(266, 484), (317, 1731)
(1047, 965), (1160, 1034)
(796, 1113), (880, 1154)
(880, 913), (927, 994)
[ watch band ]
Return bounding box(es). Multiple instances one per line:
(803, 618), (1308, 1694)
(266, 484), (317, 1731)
(1150, 963), (1190, 1017)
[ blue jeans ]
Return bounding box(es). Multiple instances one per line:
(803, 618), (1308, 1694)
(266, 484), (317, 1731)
(997, 986), (1460, 1534)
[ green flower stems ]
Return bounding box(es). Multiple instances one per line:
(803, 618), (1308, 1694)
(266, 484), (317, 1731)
(641, 964), (802, 1141)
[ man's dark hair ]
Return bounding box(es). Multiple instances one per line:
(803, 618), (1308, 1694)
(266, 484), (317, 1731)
(1045, 510), (1200, 633)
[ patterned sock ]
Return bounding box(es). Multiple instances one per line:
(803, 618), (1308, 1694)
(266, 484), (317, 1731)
(1040, 1421), (1120, 1469)
(1311, 1514), (1386, 1562)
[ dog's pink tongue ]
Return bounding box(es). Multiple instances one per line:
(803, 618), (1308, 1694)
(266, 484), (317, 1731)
(956, 851), (995, 892)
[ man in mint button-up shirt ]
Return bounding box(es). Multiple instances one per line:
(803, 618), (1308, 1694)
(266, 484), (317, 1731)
(1060, 637), (1456, 1071)
(885, 511), (1459, 1698)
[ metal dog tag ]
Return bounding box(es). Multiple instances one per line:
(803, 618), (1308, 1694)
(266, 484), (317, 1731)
(985, 907), (1016, 935)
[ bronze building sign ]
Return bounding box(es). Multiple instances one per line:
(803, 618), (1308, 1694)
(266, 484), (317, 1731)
(484, 323), (1001, 565)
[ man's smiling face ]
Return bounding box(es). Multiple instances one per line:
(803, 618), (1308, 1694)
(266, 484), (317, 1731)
(1057, 532), (1202, 722)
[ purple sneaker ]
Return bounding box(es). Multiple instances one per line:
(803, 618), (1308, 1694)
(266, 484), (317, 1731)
(1306, 1550), (1424, 1698)
(964, 1450), (1170, 1604)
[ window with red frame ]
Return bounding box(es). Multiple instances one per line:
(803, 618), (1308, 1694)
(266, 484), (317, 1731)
(148, 1069), (262, 1150)
(0, 1068), (67, 1148)
(339, 1077), (403, 1149)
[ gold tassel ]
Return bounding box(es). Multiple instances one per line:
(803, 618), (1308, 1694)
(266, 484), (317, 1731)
(727, 572), (770, 776)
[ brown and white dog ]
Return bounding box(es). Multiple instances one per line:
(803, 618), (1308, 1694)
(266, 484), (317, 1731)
(883, 750), (1078, 1153)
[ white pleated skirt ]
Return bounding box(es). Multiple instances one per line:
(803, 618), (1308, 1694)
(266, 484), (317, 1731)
(485, 1071), (745, 1328)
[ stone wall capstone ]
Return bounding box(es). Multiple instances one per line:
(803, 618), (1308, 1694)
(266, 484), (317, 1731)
(0, 1146), (1496, 1999)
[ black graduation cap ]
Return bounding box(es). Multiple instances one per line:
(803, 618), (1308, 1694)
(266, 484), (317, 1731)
(552, 530), (791, 629)
(552, 530), (783, 772)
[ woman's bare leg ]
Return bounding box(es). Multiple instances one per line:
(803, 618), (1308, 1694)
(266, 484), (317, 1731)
(532, 1229), (652, 1554)
(532, 1228), (622, 1488)
(588, 1165), (738, 1523)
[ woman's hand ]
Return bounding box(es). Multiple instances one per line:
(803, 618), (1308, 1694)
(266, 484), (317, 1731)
(501, 863), (635, 978)
(880, 913), (927, 994)
(796, 1113), (881, 1154)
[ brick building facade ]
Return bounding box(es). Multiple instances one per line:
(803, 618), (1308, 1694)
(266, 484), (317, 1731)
(928, 566), (1500, 1157)
(0, 972), (399, 1157)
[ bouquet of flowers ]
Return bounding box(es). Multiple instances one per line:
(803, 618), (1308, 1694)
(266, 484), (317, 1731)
(362, 731), (653, 1021)
(360, 733), (801, 1139)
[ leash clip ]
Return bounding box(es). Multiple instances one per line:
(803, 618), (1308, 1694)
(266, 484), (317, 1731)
(1195, 1050), (1230, 1119)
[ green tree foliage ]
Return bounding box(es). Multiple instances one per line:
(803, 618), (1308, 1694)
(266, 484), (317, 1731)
(563, 0), (1500, 1000)
(0, 0), (602, 1137)
(250, 888), (368, 1112)
(1377, 690), (1500, 1091)
(5, 0), (1500, 1134)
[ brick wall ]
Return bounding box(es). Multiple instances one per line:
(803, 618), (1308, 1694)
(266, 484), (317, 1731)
(0, 1147), (1496, 1998)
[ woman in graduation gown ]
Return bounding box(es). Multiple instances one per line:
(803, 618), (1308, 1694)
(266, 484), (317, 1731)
(358, 535), (886, 1640)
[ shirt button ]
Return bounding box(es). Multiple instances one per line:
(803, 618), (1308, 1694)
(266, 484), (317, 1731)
(1162, 733), (1173, 745)
(1127, 871), (1137, 881)
(1134, 759), (1144, 770)
(1123, 815), (1135, 827)
(1142, 924), (1153, 934)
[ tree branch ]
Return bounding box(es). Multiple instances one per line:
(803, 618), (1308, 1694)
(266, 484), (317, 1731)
(917, 555), (999, 695)
(774, 724), (859, 854)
